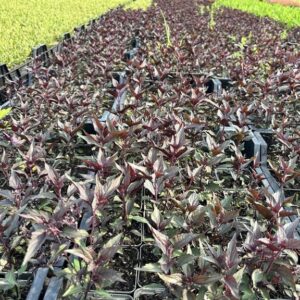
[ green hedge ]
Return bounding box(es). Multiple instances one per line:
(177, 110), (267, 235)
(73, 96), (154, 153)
(0, 0), (152, 67)
(215, 0), (300, 28)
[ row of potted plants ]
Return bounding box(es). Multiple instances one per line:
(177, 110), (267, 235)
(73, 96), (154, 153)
(0, 0), (299, 299)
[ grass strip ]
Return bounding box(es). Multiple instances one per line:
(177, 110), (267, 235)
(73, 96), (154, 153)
(0, 0), (152, 67)
(215, 0), (300, 28)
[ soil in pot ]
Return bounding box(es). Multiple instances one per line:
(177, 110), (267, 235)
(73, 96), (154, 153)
(139, 245), (163, 286)
(109, 247), (138, 292)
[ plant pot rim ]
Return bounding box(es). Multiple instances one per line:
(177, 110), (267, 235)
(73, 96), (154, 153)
(134, 286), (167, 299)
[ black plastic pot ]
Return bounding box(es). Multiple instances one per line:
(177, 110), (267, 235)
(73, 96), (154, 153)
(0, 64), (12, 87)
(63, 32), (72, 41)
(124, 35), (141, 61)
(284, 189), (300, 232)
(257, 165), (300, 237)
(26, 267), (49, 300)
(138, 245), (163, 288)
(15, 65), (33, 87)
(25, 254), (68, 300)
(0, 87), (8, 105)
(0, 64), (11, 104)
(83, 71), (127, 134)
(0, 269), (33, 297)
(74, 24), (86, 35)
(244, 131), (267, 165)
(134, 286), (170, 300)
(26, 174), (95, 300)
(32, 44), (49, 64)
(106, 246), (139, 294)
(43, 276), (63, 300)
(256, 128), (274, 149)
(124, 48), (138, 61)
(0, 271), (32, 281)
(88, 293), (133, 300)
(205, 77), (232, 96)
(205, 78), (222, 95)
(0, 272), (32, 299)
(251, 130), (300, 239)
(217, 77), (233, 90)
(131, 37), (141, 49)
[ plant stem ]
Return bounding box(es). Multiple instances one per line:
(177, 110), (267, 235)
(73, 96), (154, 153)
(82, 276), (92, 300)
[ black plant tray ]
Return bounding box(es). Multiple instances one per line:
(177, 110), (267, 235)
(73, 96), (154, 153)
(251, 130), (300, 238)
(106, 246), (140, 294)
(0, 271), (32, 281)
(83, 35), (140, 134)
(244, 130), (268, 165)
(24, 267), (61, 300)
(88, 293), (133, 300)
(138, 244), (163, 288)
(134, 286), (173, 300)
(205, 77), (232, 96)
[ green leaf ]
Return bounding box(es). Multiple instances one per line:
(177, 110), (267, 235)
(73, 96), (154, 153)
(141, 283), (165, 289)
(129, 215), (149, 225)
(252, 269), (265, 288)
(144, 179), (155, 196)
(258, 287), (270, 299)
(65, 248), (93, 263)
(151, 205), (162, 227)
(0, 258), (7, 271)
(5, 271), (16, 286)
(177, 253), (195, 267)
(22, 230), (47, 266)
(234, 266), (245, 285)
(158, 273), (182, 285)
(105, 174), (123, 197)
(171, 215), (185, 228)
(151, 227), (172, 255)
(103, 233), (122, 248)
(206, 181), (222, 191)
(62, 227), (89, 239)
(0, 108), (11, 120)
(240, 274), (256, 300)
(63, 284), (83, 297)
(17, 265), (27, 275)
(226, 233), (238, 267)
(72, 257), (81, 272)
(136, 263), (162, 273)
(133, 283), (166, 298)
(284, 249), (298, 264)
(192, 273), (222, 285)
(0, 279), (11, 289)
(173, 233), (199, 250)
(125, 196), (135, 215)
(93, 289), (113, 299)
(275, 264), (296, 290)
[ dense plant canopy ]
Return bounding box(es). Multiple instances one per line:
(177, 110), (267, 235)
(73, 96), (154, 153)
(0, 0), (299, 299)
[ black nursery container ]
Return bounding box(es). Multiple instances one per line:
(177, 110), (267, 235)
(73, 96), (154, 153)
(0, 64), (11, 104)
(205, 77), (232, 96)
(32, 44), (49, 63)
(0, 64), (12, 86)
